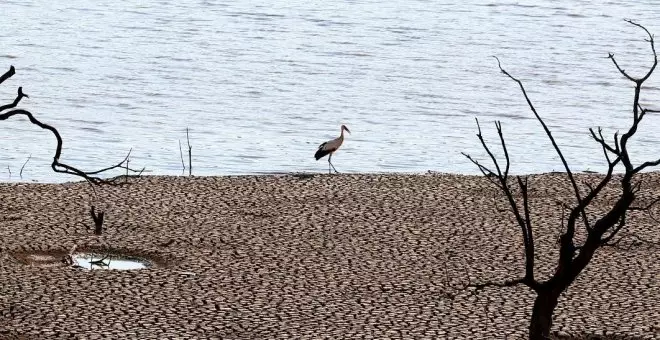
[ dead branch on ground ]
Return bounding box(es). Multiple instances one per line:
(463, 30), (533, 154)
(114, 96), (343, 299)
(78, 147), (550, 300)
(186, 127), (192, 176)
(179, 139), (185, 175)
(0, 65), (144, 185)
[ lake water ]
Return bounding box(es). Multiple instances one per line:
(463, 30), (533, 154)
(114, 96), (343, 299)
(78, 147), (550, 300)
(1, 1), (659, 182)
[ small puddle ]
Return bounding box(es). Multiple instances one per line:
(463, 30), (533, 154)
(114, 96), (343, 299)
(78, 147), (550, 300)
(72, 253), (151, 270)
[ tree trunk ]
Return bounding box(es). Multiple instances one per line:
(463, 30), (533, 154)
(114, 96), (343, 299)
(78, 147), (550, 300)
(529, 290), (560, 339)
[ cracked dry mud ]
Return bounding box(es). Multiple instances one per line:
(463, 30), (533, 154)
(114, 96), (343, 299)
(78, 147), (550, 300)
(0, 173), (658, 339)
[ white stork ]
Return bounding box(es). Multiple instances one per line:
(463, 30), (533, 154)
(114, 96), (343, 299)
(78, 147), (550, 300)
(315, 125), (350, 173)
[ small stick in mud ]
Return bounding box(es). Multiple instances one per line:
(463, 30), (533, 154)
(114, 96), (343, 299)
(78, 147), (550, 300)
(90, 205), (105, 235)
(19, 154), (31, 179)
(186, 127), (192, 176)
(179, 139), (185, 175)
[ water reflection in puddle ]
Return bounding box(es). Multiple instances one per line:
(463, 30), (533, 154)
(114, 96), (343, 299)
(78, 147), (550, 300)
(73, 253), (150, 270)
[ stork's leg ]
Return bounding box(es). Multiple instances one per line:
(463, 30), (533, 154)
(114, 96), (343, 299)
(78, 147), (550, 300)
(328, 153), (339, 174)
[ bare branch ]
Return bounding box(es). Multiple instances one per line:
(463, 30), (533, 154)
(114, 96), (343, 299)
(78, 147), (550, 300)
(638, 104), (648, 121)
(603, 229), (660, 250)
(495, 121), (510, 179)
(625, 233), (660, 248)
(90, 205), (105, 235)
(494, 56), (590, 230)
(518, 176), (535, 282)
(608, 52), (637, 82)
(629, 196), (660, 211)
(0, 66), (16, 85)
(475, 118), (504, 178)
(633, 158), (660, 174)
(606, 18), (657, 83)
(613, 131), (621, 154)
(624, 19), (657, 82)
(83, 149), (140, 175)
(556, 202), (569, 244)
(0, 86), (28, 113)
(584, 181), (595, 193)
(610, 21), (657, 174)
(0, 66), (144, 185)
(179, 139), (185, 175)
(589, 127), (618, 161)
(580, 158), (621, 212)
(19, 154), (31, 179)
(462, 152), (501, 189)
(2, 109), (141, 185)
(465, 113), (539, 290)
(601, 212), (627, 245)
(186, 127), (192, 176)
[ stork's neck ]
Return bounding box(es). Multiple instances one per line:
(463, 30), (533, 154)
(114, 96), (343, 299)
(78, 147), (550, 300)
(340, 127), (345, 138)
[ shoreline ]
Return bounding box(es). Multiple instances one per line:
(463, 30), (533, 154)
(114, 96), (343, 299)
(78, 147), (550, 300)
(0, 168), (632, 186)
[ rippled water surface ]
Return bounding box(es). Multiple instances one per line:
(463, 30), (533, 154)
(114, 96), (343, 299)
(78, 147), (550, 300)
(1, 1), (659, 182)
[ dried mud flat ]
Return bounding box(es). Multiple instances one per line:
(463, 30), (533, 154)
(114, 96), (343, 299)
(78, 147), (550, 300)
(0, 173), (658, 339)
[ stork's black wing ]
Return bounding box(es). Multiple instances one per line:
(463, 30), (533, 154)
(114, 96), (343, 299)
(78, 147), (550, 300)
(315, 142), (332, 160)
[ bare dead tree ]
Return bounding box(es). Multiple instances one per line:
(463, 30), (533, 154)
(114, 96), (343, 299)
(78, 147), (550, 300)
(462, 20), (659, 339)
(0, 65), (143, 185)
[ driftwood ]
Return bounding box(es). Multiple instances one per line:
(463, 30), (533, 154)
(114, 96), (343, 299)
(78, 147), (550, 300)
(1, 65), (148, 235)
(0, 65), (144, 185)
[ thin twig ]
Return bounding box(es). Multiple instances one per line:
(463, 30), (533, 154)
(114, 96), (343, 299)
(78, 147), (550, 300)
(463, 118), (538, 290)
(0, 66), (15, 85)
(493, 56), (590, 231)
(186, 127), (192, 177)
(179, 139), (185, 175)
(19, 154), (31, 179)
(629, 196), (660, 211)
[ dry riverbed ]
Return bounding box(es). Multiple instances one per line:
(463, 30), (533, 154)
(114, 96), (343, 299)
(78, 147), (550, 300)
(0, 173), (658, 339)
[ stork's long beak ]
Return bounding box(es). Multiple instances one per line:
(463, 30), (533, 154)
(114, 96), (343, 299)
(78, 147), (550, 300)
(344, 126), (351, 134)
